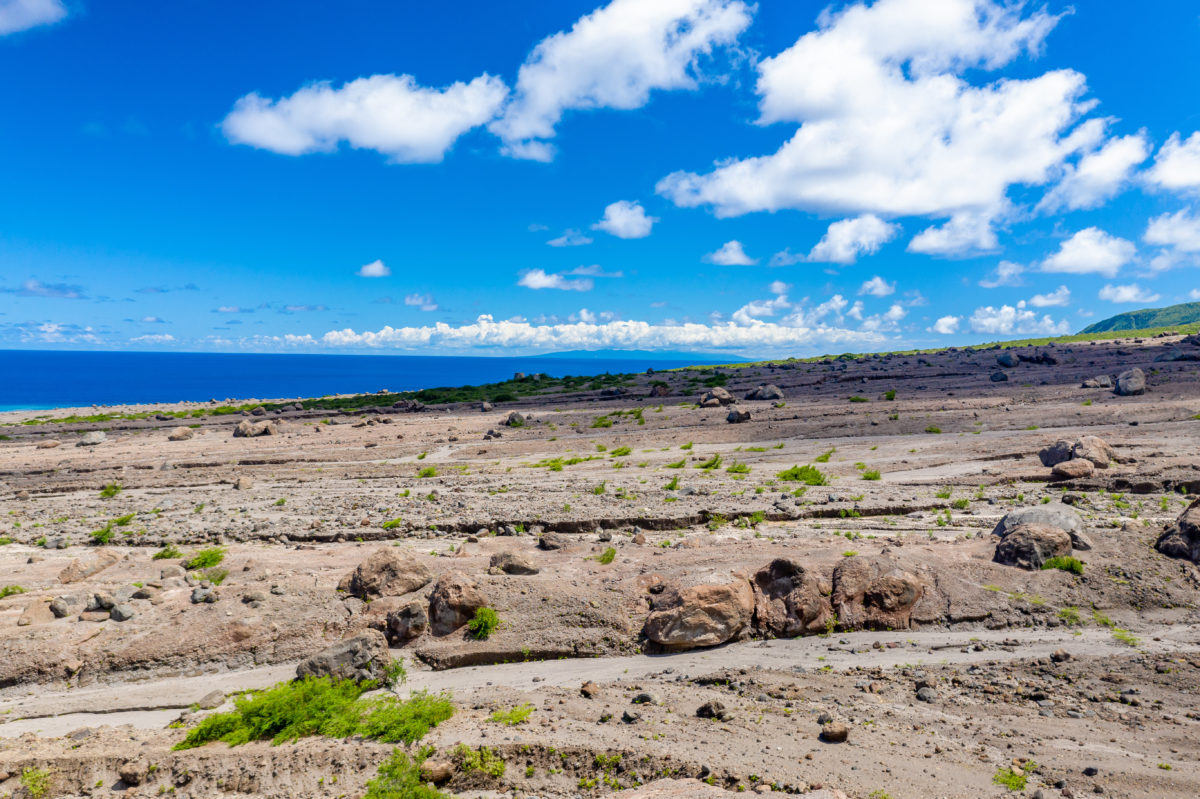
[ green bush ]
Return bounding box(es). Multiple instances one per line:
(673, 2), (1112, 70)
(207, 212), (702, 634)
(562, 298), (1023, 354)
(152, 544), (182, 560)
(364, 748), (447, 799)
(925, 425), (942, 434)
(697, 453), (722, 470)
(0, 585), (27, 600)
(726, 462), (751, 474)
(849, 395), (869, 403)
(198, 567), (229, 585)
(597, 547), (616, 565)
(90, 524), (115, 544)
(884, 389), (896, 401)
(814, 447), (835, 463)
(609, 445), (631, 457)
(173, 676), (453, 750)
(455, 744), (506, 778)
(489, 703), (534, 725)
(1042, 556), (1084, 575)
(776, 464), (828, 485)
(99, 482), (122, 499)
(184, 546), (227, 570)
(861, 470), (881, 481)
(591, 415), (613, 428)
(381, 518), (403, 530)
(20, 768), (53, 799)
(417, 466), (438, 478)
(467, 607), (500, 640)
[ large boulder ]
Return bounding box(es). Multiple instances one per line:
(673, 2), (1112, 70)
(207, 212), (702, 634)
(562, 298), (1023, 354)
(338, 549), (432, 599)
(699, 387), (734, 407)
(58, 549), (120, 584)
(992, 503), (1090, 550)
(725, 408), (751, 424)
(831, 557), (922, 631)
(167, 426), (194, 441)
(1051, 458), (1094, 480)
(428, 572), (487, 636)
(752, 559), (833, 637)
(993, 524), (1072, 570)
(996, 352), (1018, 368)
(1082, 375), (1113, 389)
(745, 384), (784, 401)
(489, 551), (539, 575)
(296, 630), (389, 683)
(233, 420), (278, 438)
(1156, 499), (1200, 565)
(1072, 435), (1116, 468)
(643, 579), (754, 651)
(1115, 367), (1146, 396)
(1038, 439), (1074, 467)
(76, 431), (106, 447)
(385, 600), (429, 644)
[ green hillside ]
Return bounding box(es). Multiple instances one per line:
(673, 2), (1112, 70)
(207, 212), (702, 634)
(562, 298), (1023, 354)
(1082, 301), (1200, 333)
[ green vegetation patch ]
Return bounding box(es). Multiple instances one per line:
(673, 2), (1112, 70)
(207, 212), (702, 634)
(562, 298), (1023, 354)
(777, 464), (828, 485)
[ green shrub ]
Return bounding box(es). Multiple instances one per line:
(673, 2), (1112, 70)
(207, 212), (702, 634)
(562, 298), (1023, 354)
(849, 395), (869, 403)
(610, 446), (631, 457)
(489, 703), (533, 726)
(173, 677), (453, 750)
(726, 462), (750, 474)
(884, 389), (896, 401)
(198, 567), (229, 585)
(381, 518), (403, 530)
(777, 465), (828, 485)
(591, 415), (613, 428)
(455, 744), (506, 778)
(697, 453), (722, 470)
(1041, 556), (1083, 575)
(597, 547), (616, 565)
(992, 767), (1026, 791)
(951, 498), (969, 509)
(184, 546), (226, 570)
(417, 466), (438, 478)
(273, 497), (286, 506)
(664, 476), (680, 490)
(99, 482), (122, 499)
(467, 607), (500, 640)
(382, 657), (407, 689)
(592, 481), (607, 495)
(152, 544), (182, 560)
(861, 470), (881, 481)
(0, 536), (13, 545)
(814, 447), (835, 463)
(364, 748), (447, 799)
(925, 425), (942, 434)
(113, 512), (136, 526)
(0, 584), (27, 600)
(90, 524), (115, 544)
(665, 459), (686, 468)
(20, 768), (53, 799)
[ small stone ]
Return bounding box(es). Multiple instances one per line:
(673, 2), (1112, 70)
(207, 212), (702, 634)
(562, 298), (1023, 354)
(820, 722), (849, 743)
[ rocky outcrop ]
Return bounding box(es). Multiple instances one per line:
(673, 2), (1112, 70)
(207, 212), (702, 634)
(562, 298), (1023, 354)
(1038, 439), (1074, 467)
(831, 557), (923, 631)
(295, 630), (389, 683)
(428, 572), (487, 636)
(489, 551), (539, 575)
(1051, 458), (1094, 480)
(338, 549), (432, 599)
(726, 408), (750, 424)
(643, 579), (754, 651)
(992, 504), (1090, 550)
(752, 559), (833, 637)
(386, 600), (429, 644)
(1115, 367), (1146, 396)
(168, 426), (194, 441)
(744, 384), (784, 401)
(1155, 499), (1200, 564)
(76, 431), (106, 447)
(993, 524), (1072, 570)
(699, 387), (733, 407)
(1082, 375), (1112, 388)
(996, 352), (1018, 368)
(1071, 435), (1116, 468)
(233, 420), (278, 438)
(58, 549), (120, 584)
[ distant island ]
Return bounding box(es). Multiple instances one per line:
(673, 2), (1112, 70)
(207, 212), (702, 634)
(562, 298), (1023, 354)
(1082, 301), (1200, 333)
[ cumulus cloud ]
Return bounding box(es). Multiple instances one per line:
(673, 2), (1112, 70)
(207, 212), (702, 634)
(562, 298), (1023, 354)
(1144, 209), (1200, 270)
(317, 314), (884, 353)
(1190, 289), (1200, 301)
(404, 293), (439, 311)
(357, 259), (391, 278)
(731, 293), (790, 326)
(968, 301), (1070, 335)
(17, 321), (99, 344)
(808, 215), (899, 264)
(979, 260), (1024, 288)
(130, 333), (176, 344)
(704, 240), (757, 265)
(1038, 131), (1149, 212)
(1098, 283), (1160, 304)
(591, 200), (657, 239)
(1040, 227), (1135, 277)
(768, 280), (790, 295)
(547, 229), (593, 247)
(517, 269), (593, 291)
(657, 0), (1104, 255)
(930, 315), (960, 335)
(858, 276), (895, 297)
(1029, 285), (1070, 307)
(0, 0), (65, 35)
(221, 73), (508, 163)
(489, 0), (753, 161)
(1145, 131), (1200, 194)
(4, 278), (84, 299)
(568, 264), (624, 278)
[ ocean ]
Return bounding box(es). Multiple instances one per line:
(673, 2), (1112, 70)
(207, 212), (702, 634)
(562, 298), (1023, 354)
(0, 350), (718, 411)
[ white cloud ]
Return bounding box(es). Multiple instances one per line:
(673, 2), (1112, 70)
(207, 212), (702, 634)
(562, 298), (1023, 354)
(140, 315), (165, 323)
(657, 0), (1102, 255)
(489, 0), (753, 161)
(591, 200), (657, 239)
(567, 265), (624, 278)
(858, 302), (907, 333)
(858, 275), (895, 297)
(222, 73), (508, 163)
(968, 301), (1070, 335)
(1038, 131), (1149, 212)
(1029, 285), (1070, 308)
(216, 306), (242, 313)
(704, 240), (757, 265)
(318, 314), (884, 353)
(1040, 227), (1135, 277)
(768, 280), (790, 295)
(979, 260), (1024, 288)
(1098, 283), (1160, 304)
(130, 333), (176, 344)
(808, 214), (899, 264)
(1145, 132), (1200, 194)
(0, 0), (65, 35)
(357, 259), (391, 278)
(517, 269), (593, 291)
(547, 229), (594, 247)
(930, 315), (960, 335)
(1190, 289), (1200, 301)
(1144, 209), (1200, 270)
(732, 293), (790, 326)
(768, 248), (805, 267)
(404, 293), (439, 311)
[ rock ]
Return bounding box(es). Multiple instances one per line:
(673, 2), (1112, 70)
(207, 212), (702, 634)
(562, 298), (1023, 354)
(648, 384), (671, 398)
(1082, 374), (1113, 388)
(89, 591), (116, 611)
(338, 548), (432, 599)
(631, 692), (659, 705)
(58, 549), (120, 584)
(1051, 458), (1095, 480)
(916, 686), (938, 703)
(489, 551), (539, 575)
(745, 384), (784, 401)
(296, 630), (390, 683)
(17, 602), (54, 627)
(996, 352), (1018, 368)
(160, 565), (185, 579)
(480, 401), (493, 412)
(49, 596), (78, 618)
(831, 557), (923, 631)
(1072, 435), (1116, 468)
(1051, 649), (1072, 663)
(504, 411), (526, 427)
(992, 504), (1089, 550)
(197, 690), (225, 709)
(109, 603), (136, 622)
(700, 386), (734, 406)
(118, 760), (148, 787)
(820, 722), (849, 743)
(726, 408), (751, 424)
(990, 371), (1009, 382)
(580, 681), (599, 698)
(167, 426), (194, 441)
(696, 700), (733, 721)
(538, 532), (570, 551)
(993, 524), (1073, 569)
(752, 559), (833, 637)
(622, 709), (641, 723)
(1038, 439), (1075, 468)
(428, 572), (487, 635)
(385, 600), (429, 644)
(643, 579), (754, 651)
(190, 586), (218, 604)
(36, 439), (61, 449)
(419, 761), (454, 784)
(234, 476), (254, 490)
(233, 419), (278, 438)
(1114, 367), (1146, 396)
(1156, 498), (1200, 564)
(76, 431), (106, 447)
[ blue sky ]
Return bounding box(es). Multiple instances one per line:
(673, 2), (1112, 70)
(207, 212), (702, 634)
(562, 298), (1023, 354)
(2, 0), (1199, 358)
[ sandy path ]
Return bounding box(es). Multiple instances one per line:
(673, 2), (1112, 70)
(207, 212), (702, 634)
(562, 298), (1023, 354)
(4, 623), (1197, 739)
